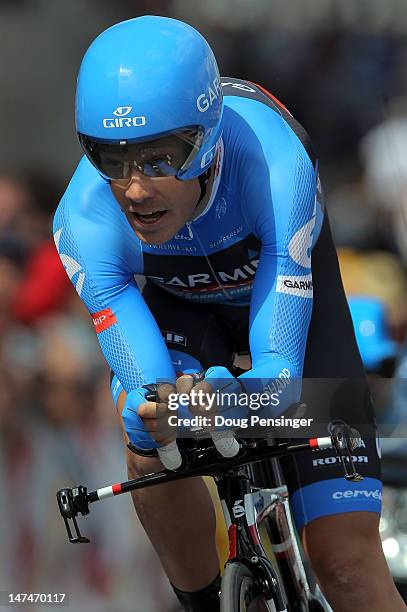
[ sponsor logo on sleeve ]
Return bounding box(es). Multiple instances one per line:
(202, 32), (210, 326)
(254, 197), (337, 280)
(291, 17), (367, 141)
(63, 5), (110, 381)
(288, 206), (316, 268)
(276, 274), (313, 298)
(91, 308), (118, 333)
(53, 228), (85, 297)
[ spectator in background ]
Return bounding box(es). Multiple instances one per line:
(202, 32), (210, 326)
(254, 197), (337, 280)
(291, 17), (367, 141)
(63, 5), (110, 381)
(359, 103), (407, 433)
(0, 245), (23, 335)
(360, 96), (407, 262)
(348, 297), (398, 376)
(347, 297), (398, 428)
(326, 168), (381, 250)
(389, 347), (407, 434)
(338, 248), (407, 343)
(0, 171), (74, 327)
(0, 173), (31, 257)
(0, 169), (177, 610)
(337, 245), (407, 435)
(0, 171), (76, 402)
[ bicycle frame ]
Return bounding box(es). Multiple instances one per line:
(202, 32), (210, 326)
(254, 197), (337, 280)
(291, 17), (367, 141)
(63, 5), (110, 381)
(250, 454), (315, 610)
(216, 464), (288, 610)
(216, 454), (332, 611)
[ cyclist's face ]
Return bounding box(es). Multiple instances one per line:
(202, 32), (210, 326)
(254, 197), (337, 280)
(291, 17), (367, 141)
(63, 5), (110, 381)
(110, 171), (201, 244)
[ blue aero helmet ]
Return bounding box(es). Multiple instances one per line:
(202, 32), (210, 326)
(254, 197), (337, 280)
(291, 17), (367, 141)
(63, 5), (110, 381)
(75, 16), (223, 181)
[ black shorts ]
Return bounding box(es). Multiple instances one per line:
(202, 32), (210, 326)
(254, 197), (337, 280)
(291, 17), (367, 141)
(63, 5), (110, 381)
(112, 214), (382, 530)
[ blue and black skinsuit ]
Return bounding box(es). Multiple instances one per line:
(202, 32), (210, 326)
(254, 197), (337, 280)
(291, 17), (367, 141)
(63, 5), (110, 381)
(54, 79), (381, 531)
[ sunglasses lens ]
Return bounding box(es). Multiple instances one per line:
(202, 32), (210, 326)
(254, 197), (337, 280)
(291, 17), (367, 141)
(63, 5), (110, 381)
(79, 128), (204, 179)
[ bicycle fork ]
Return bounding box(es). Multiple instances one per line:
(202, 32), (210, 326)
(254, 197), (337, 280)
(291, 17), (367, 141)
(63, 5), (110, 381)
(259, 487), (310, 610)
(216, 467), (288, 611)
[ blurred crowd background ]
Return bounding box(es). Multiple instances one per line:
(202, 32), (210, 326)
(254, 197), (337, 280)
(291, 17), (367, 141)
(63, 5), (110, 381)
(1, 1), (407, 610)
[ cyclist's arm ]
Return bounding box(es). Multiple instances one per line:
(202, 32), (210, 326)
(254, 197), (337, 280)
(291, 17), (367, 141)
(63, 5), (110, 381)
(237, 110), (322, 410)
(53, 159), (176, 392)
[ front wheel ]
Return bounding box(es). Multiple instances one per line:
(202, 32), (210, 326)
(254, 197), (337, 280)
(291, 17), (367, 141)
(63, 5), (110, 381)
(220, 562), (277, 612)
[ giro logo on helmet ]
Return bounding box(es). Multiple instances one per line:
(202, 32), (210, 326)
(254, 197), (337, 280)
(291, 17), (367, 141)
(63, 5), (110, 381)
(113, 106), (132, 117)
(103, 106), (146, 129)
(196, 77), (222, 113)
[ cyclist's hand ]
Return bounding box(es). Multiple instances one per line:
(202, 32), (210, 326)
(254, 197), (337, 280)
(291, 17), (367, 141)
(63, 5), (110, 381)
(123, 385), (182, 470)
(175, 371), (241, 458)
(137, 383), (176, 446)
(175, 375), (215, 416)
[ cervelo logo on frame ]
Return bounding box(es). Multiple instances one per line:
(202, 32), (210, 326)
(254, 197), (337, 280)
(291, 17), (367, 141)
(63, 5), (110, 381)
(232, 499), (246, 518)
(91, 308), (118, 333)
(103, 106), (146, 129)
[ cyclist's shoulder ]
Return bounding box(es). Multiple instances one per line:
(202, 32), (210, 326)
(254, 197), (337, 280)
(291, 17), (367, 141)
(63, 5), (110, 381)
(55, 156), (118, 223)
(53, 157), (141, 268)
(222, 77), (316, 167)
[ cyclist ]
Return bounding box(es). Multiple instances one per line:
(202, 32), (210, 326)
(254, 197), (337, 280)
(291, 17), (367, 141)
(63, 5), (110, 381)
(53, 16), (405, 612)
